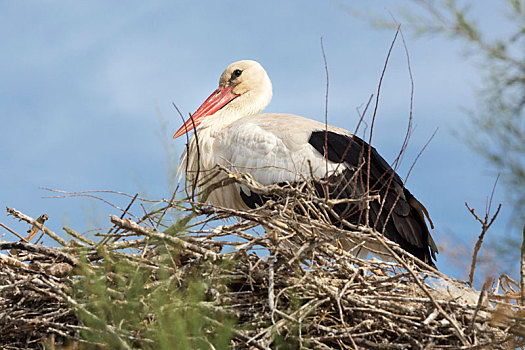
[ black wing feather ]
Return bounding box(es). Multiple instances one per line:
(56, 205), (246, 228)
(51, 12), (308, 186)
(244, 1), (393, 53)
(309, 131), (437, 265)
(237, 130), (437, 266)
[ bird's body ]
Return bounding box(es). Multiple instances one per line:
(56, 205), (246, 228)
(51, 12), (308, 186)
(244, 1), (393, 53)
(182, 113), (345, 209)
(175, 60), (438, 266)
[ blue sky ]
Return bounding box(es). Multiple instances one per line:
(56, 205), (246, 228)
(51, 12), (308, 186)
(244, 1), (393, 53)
(0, 1), (514, 281)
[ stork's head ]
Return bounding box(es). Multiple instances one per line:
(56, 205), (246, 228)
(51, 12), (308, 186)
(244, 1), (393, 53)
(174, 60), (272, 138)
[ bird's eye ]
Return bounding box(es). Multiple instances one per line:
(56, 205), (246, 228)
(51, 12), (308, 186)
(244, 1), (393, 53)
(232, 69), (243, 78)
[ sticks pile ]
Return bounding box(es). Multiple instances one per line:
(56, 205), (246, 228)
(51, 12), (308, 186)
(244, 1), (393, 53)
(1, 174), (524, 349)
(0, 240), (79, 349)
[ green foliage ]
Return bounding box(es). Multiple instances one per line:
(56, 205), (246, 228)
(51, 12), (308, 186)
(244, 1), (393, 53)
(71, 245), (235, 349)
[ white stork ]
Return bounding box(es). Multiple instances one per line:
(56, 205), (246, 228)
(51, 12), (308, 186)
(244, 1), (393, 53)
(174, 60), (438, 266)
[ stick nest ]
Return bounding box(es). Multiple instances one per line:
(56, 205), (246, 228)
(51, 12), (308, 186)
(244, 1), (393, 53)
(1, 171), (524, 349)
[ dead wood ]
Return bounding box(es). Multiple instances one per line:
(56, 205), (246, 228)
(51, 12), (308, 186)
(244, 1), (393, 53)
(1, 171), (524, 349)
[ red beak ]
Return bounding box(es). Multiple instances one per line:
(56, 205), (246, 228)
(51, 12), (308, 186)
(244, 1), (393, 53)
(173, 86), (238, 139)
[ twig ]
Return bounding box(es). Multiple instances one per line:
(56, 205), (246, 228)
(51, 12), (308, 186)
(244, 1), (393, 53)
(268, 248), (275, 313)
(320, 36), (330, 193)
(0, 221), (28, 242)
(6, 207), (68, 246)
(187, 110), (201, 202)
(467, 278), (490, 335)
(0, 252), (29, 268)
(0, 242), (78, 266)
(109, 215), (219, 260)
(466, 201), (502, 287)
(63, 226), (95, 245)
(99, 193), (138, 246)
(366, 26), (400, 227)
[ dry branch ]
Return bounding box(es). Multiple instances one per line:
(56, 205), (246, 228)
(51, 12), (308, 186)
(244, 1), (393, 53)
(1, 174), (524, 349)
(6, 207), (68, 246)
(466, 201), (502, 287)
